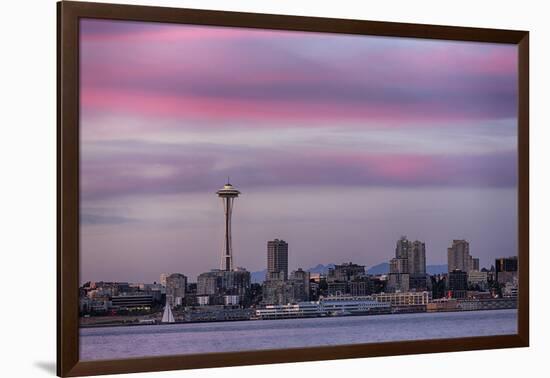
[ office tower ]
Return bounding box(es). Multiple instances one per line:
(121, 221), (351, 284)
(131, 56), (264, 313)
(408, 240), (426, 275)
(447, 239), (478, 273)
(395, 235), (411, 260)
(267, 239), (289, 280)
(216, 181), (241, 271)
(389, 236), (426, 292)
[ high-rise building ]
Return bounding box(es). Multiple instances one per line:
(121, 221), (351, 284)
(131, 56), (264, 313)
(395, 236), (411, 259)
(408, 240), (427, 291)
(217, 181), (241, 271)
(447, 240), (478, 273)
(388, 236), (426, 292)
(165, 273), (187, 307)
(267, 239), (289, 281)
(408, 241), (426, 275)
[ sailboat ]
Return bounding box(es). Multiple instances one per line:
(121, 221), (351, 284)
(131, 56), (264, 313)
(161, 305), (175, 324)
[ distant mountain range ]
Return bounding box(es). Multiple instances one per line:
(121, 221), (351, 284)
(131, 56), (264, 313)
(250, 262), (447, 283)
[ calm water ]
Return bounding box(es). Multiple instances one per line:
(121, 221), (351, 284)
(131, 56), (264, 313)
(80, 309), (517, 361)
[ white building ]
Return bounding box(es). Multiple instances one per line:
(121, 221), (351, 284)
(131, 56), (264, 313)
(372, 291), (431, 306)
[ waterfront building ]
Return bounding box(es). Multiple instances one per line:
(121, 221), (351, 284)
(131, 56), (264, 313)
(457, 298), (517, 311)
(496, 256), (518, 284)
(217, 181), (241, 271)
(372, 291), (431, 307)
(447, 240), (479, 273)
(267, 239), (289, 280)
(254, 296), (391, 320)
(184, 306), (253, 322)
(426, 298), (458, 312)
(254, 302), (322, 319)
(320, 296), (391, 315)
(166, 273), (187, 307)
(466, 291), (493, 299)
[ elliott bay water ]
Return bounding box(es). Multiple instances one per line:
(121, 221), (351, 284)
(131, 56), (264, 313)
(80, 309), (517, 361)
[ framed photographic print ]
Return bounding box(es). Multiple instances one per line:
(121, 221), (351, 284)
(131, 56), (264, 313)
(57, 1), (529, 376)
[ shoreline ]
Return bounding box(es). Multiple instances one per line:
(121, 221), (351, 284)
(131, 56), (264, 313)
(79, 306), (517, 328)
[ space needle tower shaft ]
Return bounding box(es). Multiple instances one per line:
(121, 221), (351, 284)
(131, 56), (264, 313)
(216, 181), (241, 271)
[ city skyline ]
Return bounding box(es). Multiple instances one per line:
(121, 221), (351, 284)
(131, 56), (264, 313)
(80, 19), (518, 284)
(80, 217), (511, 284)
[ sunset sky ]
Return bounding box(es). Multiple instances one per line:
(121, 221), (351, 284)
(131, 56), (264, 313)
(79, 19), (518, 283)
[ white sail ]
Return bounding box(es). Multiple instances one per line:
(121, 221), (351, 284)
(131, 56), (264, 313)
(161, 305), (175, 323)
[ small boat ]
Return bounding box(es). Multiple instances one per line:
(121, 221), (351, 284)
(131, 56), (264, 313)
(161, 305), (175, 323)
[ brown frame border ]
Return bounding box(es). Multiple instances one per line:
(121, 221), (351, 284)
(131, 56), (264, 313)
(57, 1), (529, 376)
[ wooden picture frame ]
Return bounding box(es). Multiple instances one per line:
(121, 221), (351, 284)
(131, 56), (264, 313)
(57, 1), (529, 376)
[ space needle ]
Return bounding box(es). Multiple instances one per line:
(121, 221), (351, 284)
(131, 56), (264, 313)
(216, 180), (241, 271)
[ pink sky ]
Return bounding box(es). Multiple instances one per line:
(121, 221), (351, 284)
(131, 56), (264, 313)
(79, 19), (518, 282)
